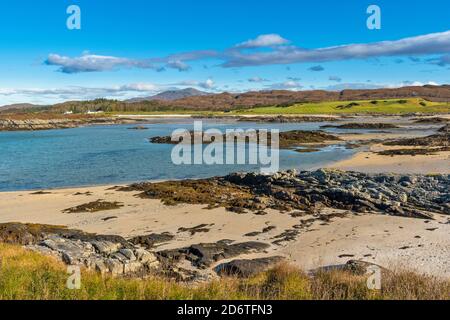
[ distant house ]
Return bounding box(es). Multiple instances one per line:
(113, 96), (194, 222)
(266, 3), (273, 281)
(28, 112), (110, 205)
(86, 110), (104, 114)
(64, 111), (73, 115)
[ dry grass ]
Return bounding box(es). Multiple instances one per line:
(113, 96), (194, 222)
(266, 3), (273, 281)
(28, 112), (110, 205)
(0, 244), (448, 300)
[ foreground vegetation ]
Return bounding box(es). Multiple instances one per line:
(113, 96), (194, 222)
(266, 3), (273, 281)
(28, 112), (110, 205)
(233, 98), (450, 115)
(0, 244), (448, 300)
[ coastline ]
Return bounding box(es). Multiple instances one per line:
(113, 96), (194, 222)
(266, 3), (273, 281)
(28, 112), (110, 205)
(1, 113), (449, 280)
(1, 172), (448, 278)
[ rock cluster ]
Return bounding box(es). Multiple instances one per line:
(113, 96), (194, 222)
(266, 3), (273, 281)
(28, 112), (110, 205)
(157, 240), (270, 269)
(0, 223), (159, 277)
(224, 169), (449, 219)
(237, 115), (341, 123)
(127, 169), (449, 219)
(0, 223), (280, 281)
(321, 123), (399, 130)
(0, 117), (144, 132)
(384, 132), (449, 147)
(149, 130), (341, 149)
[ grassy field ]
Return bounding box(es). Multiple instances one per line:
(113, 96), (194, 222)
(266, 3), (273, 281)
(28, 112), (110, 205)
(232, 98), (450, 115)
(0, 243), (448, 300)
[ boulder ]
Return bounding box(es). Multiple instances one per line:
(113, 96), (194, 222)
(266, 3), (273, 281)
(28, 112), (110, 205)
(106, 259), (124, 276)
(91, 240), (121, 255)
(123, 261), (142, 274)
(215, 256), (285, 277)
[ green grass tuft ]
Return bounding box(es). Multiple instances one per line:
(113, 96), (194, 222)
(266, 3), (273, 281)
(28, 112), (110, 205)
(0, 244), (448, 300)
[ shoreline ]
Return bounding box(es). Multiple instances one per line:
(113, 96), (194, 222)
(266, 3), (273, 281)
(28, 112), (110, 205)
(0, 114), (449, 280)
(0, 170), (448, 278)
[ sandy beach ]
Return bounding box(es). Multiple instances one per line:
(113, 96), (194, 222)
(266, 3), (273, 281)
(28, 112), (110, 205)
(0, 182), (448, 278)
(329, 143), (450, 174)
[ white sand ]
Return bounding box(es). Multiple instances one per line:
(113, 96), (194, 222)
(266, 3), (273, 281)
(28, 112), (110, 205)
(0, 185), (448, 277)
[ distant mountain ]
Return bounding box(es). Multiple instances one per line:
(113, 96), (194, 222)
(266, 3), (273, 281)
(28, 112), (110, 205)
(0, 103), (47, 112)
(127, 88), (211, 102)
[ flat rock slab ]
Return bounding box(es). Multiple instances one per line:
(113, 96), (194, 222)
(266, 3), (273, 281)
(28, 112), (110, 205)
(215, 256), (285, 278)
(158, 240), (271, 268)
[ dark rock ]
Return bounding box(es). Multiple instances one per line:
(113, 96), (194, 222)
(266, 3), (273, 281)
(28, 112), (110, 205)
(157, 240), (270, 268)
(215, 256), (285, 277)
(120, 169), (449, 219)
(63, 200), (124, 213)
(321, 123), (399, 130)
(178, 224), (212, 235)
(384, 133), (449, 147)
(129, 233), (174, 249)
(377, 147), (449, 156)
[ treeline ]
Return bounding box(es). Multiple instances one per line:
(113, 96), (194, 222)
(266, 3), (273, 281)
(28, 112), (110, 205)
(51, 99), (171, 113)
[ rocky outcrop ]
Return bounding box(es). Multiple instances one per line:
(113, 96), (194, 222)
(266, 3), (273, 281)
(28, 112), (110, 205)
(123, 169), (449, 219)
(149, 130), (341, 149)
(321, 123), (399, 130)
(376, 147), (450, 156)
(439, 124), (449, 133)
(384, 132), (449, 147)
(129, 233), (175, 249)
(0, 223), (278, 281)
(0, 117), (144, 132)
(238, 116), (341, 123)
(0, 223), (159, 277)
(414, 117), (450, 124)
(157, 240), (271, 269)
(63, 200), (124, 213)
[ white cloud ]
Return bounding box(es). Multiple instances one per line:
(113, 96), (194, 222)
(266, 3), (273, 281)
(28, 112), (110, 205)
(45, 53), (155, 73)
(267, 80), (303, 90)
(224, 30), (450, 67)
(199, 79), (215, 89)
(166, 60), (191, 72)
(235, 34), (290, 48)
(44, 31), (450, 74)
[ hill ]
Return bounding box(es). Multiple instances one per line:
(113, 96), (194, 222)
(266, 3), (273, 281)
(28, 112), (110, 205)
(6, 85), (450, 115)
(126, 88), (211, 102)
(0, 103), (48, 113)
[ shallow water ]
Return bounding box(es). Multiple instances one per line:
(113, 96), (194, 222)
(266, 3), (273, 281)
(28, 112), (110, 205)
(0, 119), (356, 191)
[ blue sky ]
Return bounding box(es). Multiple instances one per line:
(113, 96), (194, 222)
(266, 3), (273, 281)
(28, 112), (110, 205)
(0, 0), (449, 105)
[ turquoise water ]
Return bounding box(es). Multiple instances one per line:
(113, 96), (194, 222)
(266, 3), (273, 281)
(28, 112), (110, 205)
(0, 120), (355, 191)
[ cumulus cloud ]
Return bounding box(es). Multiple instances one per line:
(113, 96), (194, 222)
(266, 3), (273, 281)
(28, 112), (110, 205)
(267, 80), (303, 90)
(44, 30), (450, 74)
(309, 65), (324, 72)
(166, 60), (191, 72)
(0, 83), (160, 98)
(223, 30), (450, 67)
(199, 79), (215, 89)
(45, 54), (156, 74)
(235, 34), (290, 48)
(171, 78), (216, 90)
